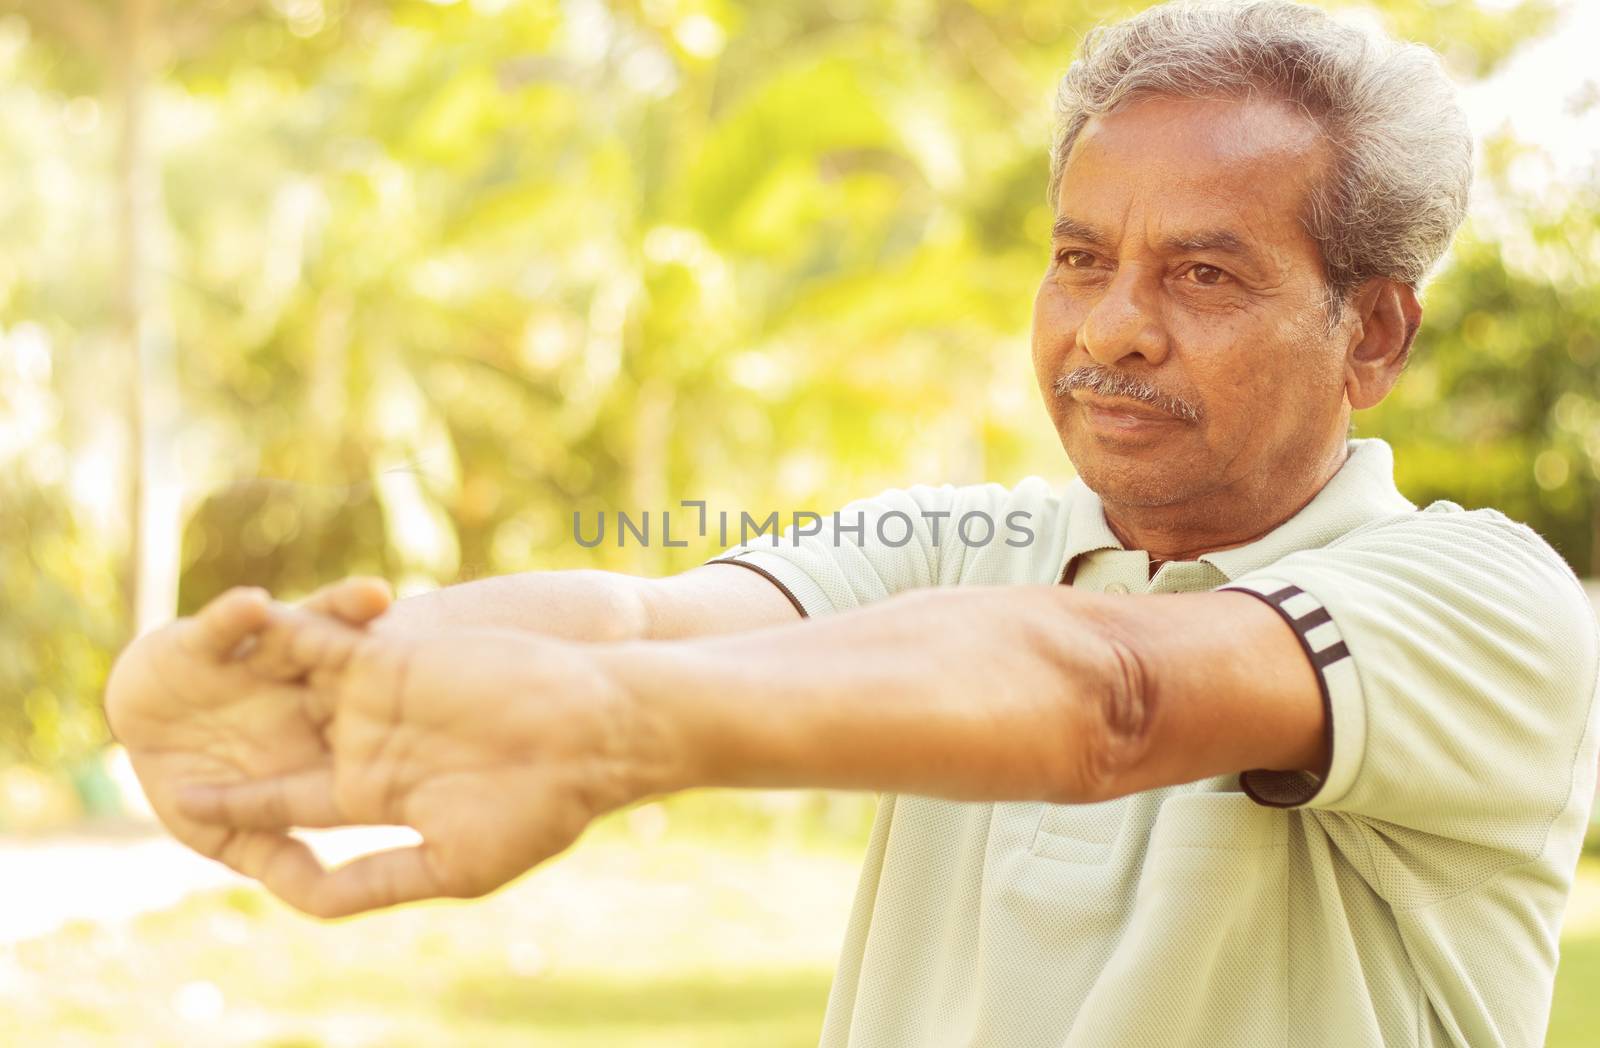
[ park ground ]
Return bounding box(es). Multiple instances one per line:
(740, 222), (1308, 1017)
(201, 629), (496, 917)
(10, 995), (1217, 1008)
(2, 792), (1597, 1048)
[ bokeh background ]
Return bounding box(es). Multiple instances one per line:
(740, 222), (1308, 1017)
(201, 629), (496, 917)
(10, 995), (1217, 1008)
(1, 0), (1597, 1044)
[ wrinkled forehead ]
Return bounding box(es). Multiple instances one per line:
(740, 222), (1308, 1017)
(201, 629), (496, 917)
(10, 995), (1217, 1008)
(1054, 94), (1332, 250)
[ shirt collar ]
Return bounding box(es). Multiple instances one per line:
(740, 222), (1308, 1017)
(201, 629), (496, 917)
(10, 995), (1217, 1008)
(1057, 438), (1415, 585)
(1058, 479), (1126, 579)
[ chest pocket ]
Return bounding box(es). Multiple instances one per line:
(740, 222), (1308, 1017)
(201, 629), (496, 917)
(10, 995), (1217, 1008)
(1027, 781), (1235, 865)
(1030, 796), (1131, 864)
(1053, 791), (1294, 1048)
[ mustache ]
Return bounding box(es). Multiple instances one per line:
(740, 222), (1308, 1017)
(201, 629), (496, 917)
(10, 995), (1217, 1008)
(1052, 366), (1202, 424)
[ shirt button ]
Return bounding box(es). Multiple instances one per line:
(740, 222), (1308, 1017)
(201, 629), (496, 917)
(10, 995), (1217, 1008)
(1105, 582), (1130, 595)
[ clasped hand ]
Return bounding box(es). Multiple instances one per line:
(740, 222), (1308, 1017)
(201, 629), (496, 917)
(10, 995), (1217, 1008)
(104, 582), (661, 919)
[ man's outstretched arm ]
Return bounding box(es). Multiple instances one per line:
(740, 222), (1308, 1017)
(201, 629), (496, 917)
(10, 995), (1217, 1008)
(177, 582), (1327, 917)
(101, 563), (794, 899)
(615, 584), (1328, 805)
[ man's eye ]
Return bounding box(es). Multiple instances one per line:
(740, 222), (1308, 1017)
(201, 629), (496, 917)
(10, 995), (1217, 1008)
(1186, 263), (1228, 286)
(1055, 250), (1096, 268)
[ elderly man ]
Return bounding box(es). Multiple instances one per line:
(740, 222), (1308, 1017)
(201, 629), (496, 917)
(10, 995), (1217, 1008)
(107, 2), (1598, 1046)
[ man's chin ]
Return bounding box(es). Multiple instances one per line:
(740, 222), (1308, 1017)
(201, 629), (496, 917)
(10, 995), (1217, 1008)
(1062, 435), (1204, 509)
(1076, 468), (1198, 508)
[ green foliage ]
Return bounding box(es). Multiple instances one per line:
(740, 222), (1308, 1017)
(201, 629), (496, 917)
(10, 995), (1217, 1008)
(0, 466), (120, 773)
(1362, 152), (1600, 570)
(0, 323), (120, 776)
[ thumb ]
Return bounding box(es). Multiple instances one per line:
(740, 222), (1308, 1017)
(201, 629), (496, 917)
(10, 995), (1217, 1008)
(297, 576), (393, 626)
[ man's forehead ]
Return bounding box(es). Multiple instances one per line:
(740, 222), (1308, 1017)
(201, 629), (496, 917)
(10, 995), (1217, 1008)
(1054, 94), (1329, 250)
(1069, 93), (1328, 174)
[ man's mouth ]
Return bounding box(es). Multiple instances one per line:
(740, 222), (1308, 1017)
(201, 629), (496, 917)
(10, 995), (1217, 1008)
(1070, 391), (1184, 426)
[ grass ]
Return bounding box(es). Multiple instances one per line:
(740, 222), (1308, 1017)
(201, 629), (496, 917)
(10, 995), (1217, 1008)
(1550, 931), (1600, 1048)
(9, 913), (1594, 1047)
(0, 795), (867, 1048)
(0, 801), (1595, 1047)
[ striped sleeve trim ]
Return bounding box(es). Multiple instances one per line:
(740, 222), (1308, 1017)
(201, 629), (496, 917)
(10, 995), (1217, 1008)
(1221, 579), (1366, 809)
(707, 554), (810, 619)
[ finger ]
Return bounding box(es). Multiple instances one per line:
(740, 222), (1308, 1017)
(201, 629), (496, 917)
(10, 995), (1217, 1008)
(232, 619), (310, 682)
(232, 604), (315, 681)
(237, 606), (370, 697)
(287, 608), (366, 673)
(238, 581), (389, 679)
(283, 613), (371, 726)
(297, 577), (394, 626)
(238, 604), (358, 683)
(298, 844), (453, 919)
(212, 829), (331, 911)
(181, 586), (272, 660)
(179, 768), (346, 830)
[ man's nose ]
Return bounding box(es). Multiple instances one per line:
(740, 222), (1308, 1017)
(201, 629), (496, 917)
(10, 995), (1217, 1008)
(1078, 271), (1169, 368)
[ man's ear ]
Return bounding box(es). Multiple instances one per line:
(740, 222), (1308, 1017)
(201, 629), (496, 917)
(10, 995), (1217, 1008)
(1344, 278), (1421, 410)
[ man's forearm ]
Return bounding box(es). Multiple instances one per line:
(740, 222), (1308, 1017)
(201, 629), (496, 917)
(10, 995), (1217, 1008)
(601, 585), (1327, 810)
(604, 586), (1141, 805)
(373, 563), (801, 643)
(377, 570), (654, 641)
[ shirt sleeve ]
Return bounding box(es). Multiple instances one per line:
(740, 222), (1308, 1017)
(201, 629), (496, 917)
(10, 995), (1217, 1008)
(707, 481), (1024, 617)
(1222, 505), (1600, 905)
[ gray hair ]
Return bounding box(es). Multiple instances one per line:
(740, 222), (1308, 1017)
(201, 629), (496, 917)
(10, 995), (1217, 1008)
(1050, 0), (1472, 309)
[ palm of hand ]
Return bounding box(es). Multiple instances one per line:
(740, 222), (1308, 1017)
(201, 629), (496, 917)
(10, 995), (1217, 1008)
(182, 623), (636, 917)
(336, 631), (634, 893)
(105, 590), (330, 870)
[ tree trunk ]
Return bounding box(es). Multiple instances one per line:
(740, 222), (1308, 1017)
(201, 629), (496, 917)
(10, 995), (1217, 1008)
(116, 0), (180, 635)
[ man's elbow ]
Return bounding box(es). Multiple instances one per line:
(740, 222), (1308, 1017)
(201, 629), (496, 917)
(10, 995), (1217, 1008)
(1037, 601), (1159, 806)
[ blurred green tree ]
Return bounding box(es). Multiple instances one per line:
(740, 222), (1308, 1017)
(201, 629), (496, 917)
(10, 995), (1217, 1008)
(1361, 143), (1600, 570)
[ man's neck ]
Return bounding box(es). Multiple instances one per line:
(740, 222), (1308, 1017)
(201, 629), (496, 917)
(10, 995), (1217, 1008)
(1101, 440), (1351, 563)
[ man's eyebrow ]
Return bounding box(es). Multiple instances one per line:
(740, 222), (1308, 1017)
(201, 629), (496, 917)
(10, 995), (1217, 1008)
(1051, 219), (1259, 262)
(1050, 216), (1112, 247)
(1157, 228), (1254, 258)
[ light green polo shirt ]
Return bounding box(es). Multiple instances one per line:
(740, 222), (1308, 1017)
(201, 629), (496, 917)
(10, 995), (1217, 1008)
(713, 438), (1600, 1048)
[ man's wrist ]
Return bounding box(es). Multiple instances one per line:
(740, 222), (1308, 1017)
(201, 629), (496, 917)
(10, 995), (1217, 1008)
(353, 570), (655, 643)
(598, 640), (717, 802)
(598, 635), (813, 800)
